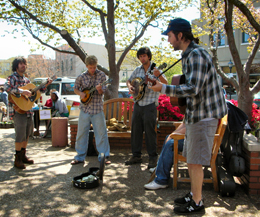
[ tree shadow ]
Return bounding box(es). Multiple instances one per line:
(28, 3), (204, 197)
(0, 135), (259, 216)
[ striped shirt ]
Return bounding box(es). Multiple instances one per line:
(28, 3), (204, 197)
(74, 69), (106, 115)
(162, 41), (227, 124)
(129, 62), (166, 106)
(5, 72), (47, 118)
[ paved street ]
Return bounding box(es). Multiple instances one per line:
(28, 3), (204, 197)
(0, 127), (259, 217)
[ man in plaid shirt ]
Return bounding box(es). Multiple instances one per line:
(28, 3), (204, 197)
(149, 18), (227, 215)
(125, 47), (167, 169)
(71, 55), (110, 165)
(5, 57), (52, 169)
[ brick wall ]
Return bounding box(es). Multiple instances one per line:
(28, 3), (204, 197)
(238, 146), (260, 195)
(70, 124), (77, 148)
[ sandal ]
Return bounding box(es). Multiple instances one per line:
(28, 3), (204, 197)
(71, 160), (84, 165)
(105, 157), (111, 165)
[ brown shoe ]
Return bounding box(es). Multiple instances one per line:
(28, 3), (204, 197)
(125, 156), (142, 165)
(21, 150), (34, 164)
(14, 153), (26, 169)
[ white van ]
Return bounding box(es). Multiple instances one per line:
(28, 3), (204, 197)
(33, 77), (77, 106)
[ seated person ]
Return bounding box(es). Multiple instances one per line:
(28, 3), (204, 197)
(144, 122), (185, 190)
(43, 91), (69, 137)
(49, 91), (69, 117)
(0, 87), (8, 106)
(44, 89), (56, 108)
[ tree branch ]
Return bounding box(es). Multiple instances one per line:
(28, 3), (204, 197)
(229, 0), (260, 33)
(116, 20), (151, 71)
(224, 0), (244, 91)
(81, 0), (108, 44)
(244, 35), (260, 76)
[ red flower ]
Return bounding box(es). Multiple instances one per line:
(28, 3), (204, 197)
(228, 99), (260, 130)
(157, 95), (184, 121)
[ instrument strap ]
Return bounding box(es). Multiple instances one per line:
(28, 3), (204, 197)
(157, 47), (196, 79)
(157, 58), (182, 78)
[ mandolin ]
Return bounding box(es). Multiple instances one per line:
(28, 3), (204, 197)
(8, 75), (57, 114)
(80, 78), (112, 105)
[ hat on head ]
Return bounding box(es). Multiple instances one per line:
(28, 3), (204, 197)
(51, 91), (59, 99)
(162, 18), (191, 35)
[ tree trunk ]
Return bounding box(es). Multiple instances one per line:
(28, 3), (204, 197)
(103, 0), (119, 100)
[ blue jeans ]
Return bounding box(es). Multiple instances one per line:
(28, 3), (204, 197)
(154, 135), (184, 185)
(74, 110), (110, 162)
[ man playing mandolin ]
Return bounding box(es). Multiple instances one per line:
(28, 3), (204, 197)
(5, 57), (52, 169)
(125, 47), (167, 169)
(71, 55), (110, 165)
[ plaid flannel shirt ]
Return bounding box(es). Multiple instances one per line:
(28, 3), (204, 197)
(74, 69), (106, 115)
(163, 41), (227, 124)
(128, 62), (166, 106)
(4, 72), (47, 118)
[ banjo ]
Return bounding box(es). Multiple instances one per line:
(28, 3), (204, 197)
(131, 63), (167, 102)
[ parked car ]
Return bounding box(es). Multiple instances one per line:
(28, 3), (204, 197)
(119, 82), (127, 89)
(118, 88), (131, 98)
(33, 77), (77, 106)
(253, 92), (260, 108)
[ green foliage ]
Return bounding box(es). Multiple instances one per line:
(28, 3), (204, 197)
(0, 0), (194, 59)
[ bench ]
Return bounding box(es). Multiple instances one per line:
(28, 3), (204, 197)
(69, 98), (134, 148)
(69, 98), (165, 148)
(103, 98), (134, 138)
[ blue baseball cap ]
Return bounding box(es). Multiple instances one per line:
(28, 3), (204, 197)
(162, 18), (191, 35)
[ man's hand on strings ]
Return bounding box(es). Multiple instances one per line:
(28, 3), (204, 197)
(128, 85), (135, 94)
(153, 68), (161, 77)
(148, 80), (163, 92)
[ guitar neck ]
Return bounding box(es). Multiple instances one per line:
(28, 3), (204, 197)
(31, 75), (56, 93)
(88, 79), (111, 94)
(32, 80), (48, 93)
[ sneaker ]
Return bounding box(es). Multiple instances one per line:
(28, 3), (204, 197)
(149, 167), (156, 173)
(174, 199), (205, 215)
(174, 192), (193, 205)
(148, 158), (157, 169)
(144, 180), (168, 190)
(125, 156), (142, 165)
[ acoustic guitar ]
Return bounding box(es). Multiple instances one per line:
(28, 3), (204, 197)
(8, 75), (57, 114)
(81, 78), (112, 105)
(170, 74), (186, 114)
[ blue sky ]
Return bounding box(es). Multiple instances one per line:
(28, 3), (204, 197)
(0, 7), (200, 60)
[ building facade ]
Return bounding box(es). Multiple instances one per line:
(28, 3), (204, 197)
(196, 2), (260, 88)
(55, 42), (136, 81)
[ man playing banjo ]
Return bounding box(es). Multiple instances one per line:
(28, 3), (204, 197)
(125, 47), (167, 169)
